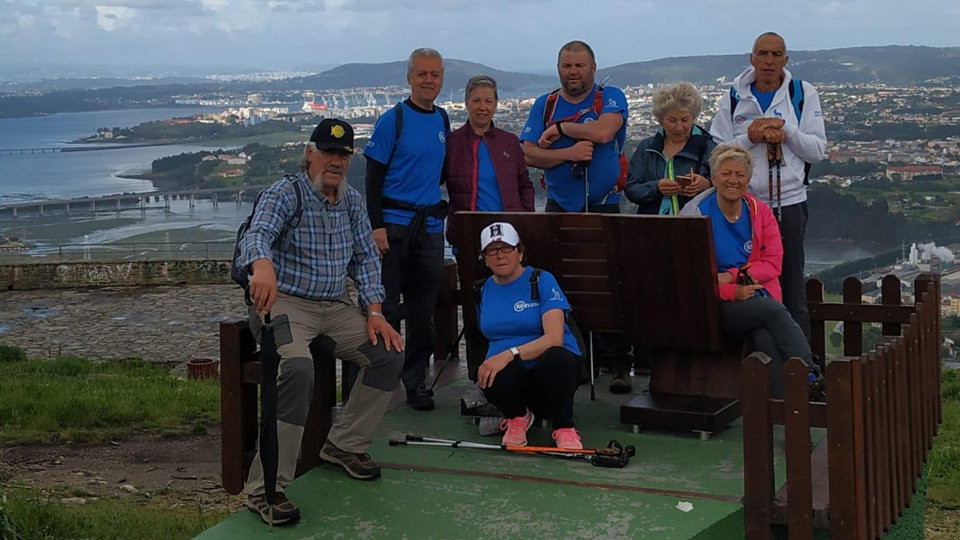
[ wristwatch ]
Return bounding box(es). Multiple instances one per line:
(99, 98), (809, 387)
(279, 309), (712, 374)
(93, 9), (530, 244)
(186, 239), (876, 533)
(509, 346), (521, 362)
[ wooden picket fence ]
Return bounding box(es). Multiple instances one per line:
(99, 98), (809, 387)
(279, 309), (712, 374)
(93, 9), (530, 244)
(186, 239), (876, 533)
(742, 274), (943, 539)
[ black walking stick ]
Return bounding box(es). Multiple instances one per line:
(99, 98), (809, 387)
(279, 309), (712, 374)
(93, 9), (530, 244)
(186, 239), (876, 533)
(428, 327), (466, 392)
(258, 313), (281, 511)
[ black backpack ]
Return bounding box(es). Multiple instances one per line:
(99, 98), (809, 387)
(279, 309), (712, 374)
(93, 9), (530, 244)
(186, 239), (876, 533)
(472, 268), (591, 384)
(230, 174), (304, 301)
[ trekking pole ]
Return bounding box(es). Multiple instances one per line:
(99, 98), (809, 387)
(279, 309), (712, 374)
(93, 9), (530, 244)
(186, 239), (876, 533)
(768, 143), (783, 222)
(583, 165), (590, 213)
(427, 327), (466, 392)
(773, 143), (783, 223)
(589, 332), (596, 401)
(390, 435), (636, 468)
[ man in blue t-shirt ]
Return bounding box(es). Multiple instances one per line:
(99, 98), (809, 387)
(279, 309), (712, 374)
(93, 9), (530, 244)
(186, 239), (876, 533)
(364, 47), (449, 411)
(521, 40), (628, 213)
(520, 40), (632, 392)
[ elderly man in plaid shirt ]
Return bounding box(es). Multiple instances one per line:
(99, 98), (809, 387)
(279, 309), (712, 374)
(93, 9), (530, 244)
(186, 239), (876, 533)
(237, 118), (404, 526)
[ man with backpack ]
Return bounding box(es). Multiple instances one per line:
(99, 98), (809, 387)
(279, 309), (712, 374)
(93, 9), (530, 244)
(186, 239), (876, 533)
(364, 47), (450, 411)
(236, 118), (404, 525)
(709, 32), (826, 341)
(520, 40), (632, 393)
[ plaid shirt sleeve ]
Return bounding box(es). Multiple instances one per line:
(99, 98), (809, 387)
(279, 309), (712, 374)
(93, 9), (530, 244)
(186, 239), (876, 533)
(346, 189), (385, 308)
(239, 180), (296, 268)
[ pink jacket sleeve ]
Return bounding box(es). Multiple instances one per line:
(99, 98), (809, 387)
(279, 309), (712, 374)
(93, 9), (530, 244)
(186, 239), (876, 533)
(749, 201), (784, 289)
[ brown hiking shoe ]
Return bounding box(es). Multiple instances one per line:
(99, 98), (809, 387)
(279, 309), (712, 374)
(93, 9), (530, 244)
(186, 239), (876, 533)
(320, 440), (381, 480)
(245, 492), (300, 526)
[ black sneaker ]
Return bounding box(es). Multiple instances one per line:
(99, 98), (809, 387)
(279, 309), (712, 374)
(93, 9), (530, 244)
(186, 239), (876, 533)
(320, 439), (381, 480)
(246, 492), (300, 526)
(609, 369), (632, 394)
(406, 384), (435, 411)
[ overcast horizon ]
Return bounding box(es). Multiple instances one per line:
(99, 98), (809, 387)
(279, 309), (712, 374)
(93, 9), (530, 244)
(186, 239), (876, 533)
(4, 0), (960, 80)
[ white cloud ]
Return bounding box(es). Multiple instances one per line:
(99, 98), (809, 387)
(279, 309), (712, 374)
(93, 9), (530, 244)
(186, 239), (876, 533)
(95, 5), (134, 31)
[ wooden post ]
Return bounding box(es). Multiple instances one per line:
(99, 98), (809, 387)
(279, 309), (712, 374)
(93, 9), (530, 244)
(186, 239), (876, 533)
(861, 352), (878, 538)
(742, 352), (774, 540)
(783, 357), (813, 540)
(827, 357), (867, 540)
(807, 279), (826, 370)
(843, 278), (863, 357)
(219, 320), (252, 495)
(880, 275), (902, 337)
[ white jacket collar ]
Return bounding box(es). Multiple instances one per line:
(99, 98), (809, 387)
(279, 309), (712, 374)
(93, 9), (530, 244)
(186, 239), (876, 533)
(732, 66), (795, 97)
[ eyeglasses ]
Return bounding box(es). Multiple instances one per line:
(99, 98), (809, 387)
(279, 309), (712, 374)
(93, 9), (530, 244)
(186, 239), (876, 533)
(482, 245), (517, 257)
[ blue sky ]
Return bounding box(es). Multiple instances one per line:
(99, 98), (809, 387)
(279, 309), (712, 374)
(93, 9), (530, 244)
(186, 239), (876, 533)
(3, 0), (960, 75)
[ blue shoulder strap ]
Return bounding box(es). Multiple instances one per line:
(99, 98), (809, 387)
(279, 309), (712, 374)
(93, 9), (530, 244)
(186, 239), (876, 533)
(729, 87), (740, 119)
(788, 78), (804, 122)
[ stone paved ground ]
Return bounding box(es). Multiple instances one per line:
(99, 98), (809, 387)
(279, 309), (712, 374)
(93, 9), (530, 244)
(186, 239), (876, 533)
(0, 284), (248, 364)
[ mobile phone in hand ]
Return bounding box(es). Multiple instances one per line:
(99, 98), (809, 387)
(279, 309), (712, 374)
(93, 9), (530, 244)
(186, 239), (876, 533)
(736, 264), (755, 286)
(676, 175), (693, 188)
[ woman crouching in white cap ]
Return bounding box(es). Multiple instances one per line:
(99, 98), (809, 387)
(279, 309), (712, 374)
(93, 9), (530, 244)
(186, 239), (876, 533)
(474, 221), (584, 449)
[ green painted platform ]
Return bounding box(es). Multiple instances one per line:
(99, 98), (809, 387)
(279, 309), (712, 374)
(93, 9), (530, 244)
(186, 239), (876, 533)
(198, 375), (801, 539)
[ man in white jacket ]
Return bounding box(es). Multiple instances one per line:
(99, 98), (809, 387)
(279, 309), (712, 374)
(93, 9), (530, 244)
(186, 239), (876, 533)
(710, 31), (826, 341)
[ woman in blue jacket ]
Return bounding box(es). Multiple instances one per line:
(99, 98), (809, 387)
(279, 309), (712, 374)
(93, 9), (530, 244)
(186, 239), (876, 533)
(624, 83), (716, 215)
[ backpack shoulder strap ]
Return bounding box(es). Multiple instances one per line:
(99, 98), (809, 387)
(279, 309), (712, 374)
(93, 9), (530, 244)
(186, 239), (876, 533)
(542, 89), (561, 128)
(388, 102), (404, 165)
(472, 277), (488, 314)
(283, 174), (303, 229)
(789, 78), (804, 122)
(591, 84), (605, 117)
(787, 80), (811, 185)
(529, 268), (542, 303)
(729, 87), (740, 119)
(437, 106), (450, 135)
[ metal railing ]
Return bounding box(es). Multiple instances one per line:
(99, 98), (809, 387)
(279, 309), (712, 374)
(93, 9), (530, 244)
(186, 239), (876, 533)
(0, 241), (235, 263)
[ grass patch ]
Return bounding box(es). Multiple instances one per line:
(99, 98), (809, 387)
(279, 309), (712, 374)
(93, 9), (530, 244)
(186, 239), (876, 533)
(0, 487), (229, 540)
(0, 352), (219, 444)
(927, 368), (960, 538)
(929, 369), (960, 502)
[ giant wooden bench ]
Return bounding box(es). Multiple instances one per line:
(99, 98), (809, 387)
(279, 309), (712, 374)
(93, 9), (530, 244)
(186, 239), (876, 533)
(451, 211), (744, 437)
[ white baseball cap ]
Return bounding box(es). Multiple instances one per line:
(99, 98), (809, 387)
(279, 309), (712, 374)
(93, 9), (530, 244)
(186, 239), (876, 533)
(480, 222), (520, 251)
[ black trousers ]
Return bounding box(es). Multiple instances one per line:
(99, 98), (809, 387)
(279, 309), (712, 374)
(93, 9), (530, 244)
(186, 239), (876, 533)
(720, 296), (811, 398)
(545, 198), (631, 372)
(778, 202), (811, 342)
(381, 222), (445, 391)
(480, 346), (581, 429)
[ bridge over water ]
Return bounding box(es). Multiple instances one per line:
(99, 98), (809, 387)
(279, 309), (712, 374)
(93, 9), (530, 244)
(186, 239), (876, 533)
(0, 142), (184, 156)
(0, 185), (270, 219)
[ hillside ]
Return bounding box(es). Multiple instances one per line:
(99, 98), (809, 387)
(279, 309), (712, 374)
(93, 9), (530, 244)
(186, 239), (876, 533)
(599, 45), (960, 85)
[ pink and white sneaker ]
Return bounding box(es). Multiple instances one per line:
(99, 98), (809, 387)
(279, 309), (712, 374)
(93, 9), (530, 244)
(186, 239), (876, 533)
(552, 427), (583, 450)
(500, 409), (534, 446)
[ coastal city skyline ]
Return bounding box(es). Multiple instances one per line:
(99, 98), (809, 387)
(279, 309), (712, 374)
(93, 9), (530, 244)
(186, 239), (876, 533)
(3, 0), (960, 78)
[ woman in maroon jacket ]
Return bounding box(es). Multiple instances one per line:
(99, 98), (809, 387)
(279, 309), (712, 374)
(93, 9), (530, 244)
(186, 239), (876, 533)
(444, 75), (535, 247)
(446, 75), (535, 383)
